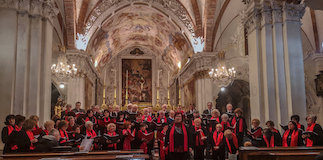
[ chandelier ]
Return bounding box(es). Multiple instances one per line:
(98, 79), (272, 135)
(209, 51), (236, 86)
(51, 49), (78, 79)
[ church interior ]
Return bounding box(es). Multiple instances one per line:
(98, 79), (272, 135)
(1, 0), (323, 159)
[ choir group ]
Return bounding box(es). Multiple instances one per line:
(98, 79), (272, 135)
(2, 101), (323, 160)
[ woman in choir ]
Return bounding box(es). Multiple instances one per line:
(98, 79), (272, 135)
(220, 114), (231, 132)
(142, 108), (153, 122)
(302, 115), (323, 146)
(209, 109), (221, 134)
(212, 124), (225, 160)
(165, 112), (189, 160)
(30, 115), (43, 136)
(156, 110), (168, 124)
(157, 123), (169, 160)
(15, 119), (38, 152)
(282, 121), (303, 147)
(85, 121), (97, 139)
(2, 115), (15, 153)
(102, 109), (112, 124)
(103, 123), (119, 150)
(42, 120), (55, 136)
(189, 118), (207, 160)
(57, 120), (69, 145)
(138, 123), (150, 154)
(67, 116), (77, 132)
(260, 128), (281, 147)
(231, 108), (247, 147)
(14, 115), (25, 131)
(85, 109), (97, 124)
(248, 119), (262, 139)
(122, 121), (134, 150)
(291, 115), (305, 131)
(265, 121), (281, 146)
(224, 129), (239, 160)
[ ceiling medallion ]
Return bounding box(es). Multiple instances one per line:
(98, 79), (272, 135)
(130, 48), (144, 55)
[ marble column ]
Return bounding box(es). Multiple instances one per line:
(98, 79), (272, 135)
(245, 0), (306, 125)
(0, 0), (58, 125)
(195, 77), (213, 113)
(67, 77), (85, 108)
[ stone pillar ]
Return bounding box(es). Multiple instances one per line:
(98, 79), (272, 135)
(0, 0), (58, 125)
(245, 0), (306, 125)
(67, 77), (85, 108)
(195, 77), (213, 113)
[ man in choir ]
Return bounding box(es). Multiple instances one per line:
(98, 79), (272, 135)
(282, 121), (303, 147)
(225, 104), (235, 121)
(189, 118), (207, 160)
(231, 108), (247, 147)
(131, 104), (139, 114)
(126, 103), (133, 114)
(61, 104), (72, 120)
(156, 110), (168, 124)
(186, 104), (196, 115)
(221, 114), (231, 132)
(72, 102), (85, 114)
(248, 119), (262, 139)
(302, 115), (323, 146)
(148, 107), (155, 119)
(212, 124), (225, 160)
(165, 112), (189, 160)
(35, 129), (60, 152)
(161, 104), (169, 117)
(167, 110), (175, 124)
(224, 129), (239, 160)
(15, 119), (38, 152)
(2, 115), (15, 153)
(203, 102), (213, 115)
(142, 108), (153, 122)
(291, 115), (305, 131)
(92, 105), (101, 119)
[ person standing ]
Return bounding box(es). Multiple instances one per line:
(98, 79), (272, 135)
(302, 115), (323, 146)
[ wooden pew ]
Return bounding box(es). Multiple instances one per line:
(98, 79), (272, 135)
(239, 146), (323, 160)
(1, 150), (149, 160)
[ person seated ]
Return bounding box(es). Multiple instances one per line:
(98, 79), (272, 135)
(30, 115), (43, 136)
(41, 120), (55, 136)
(291, 115), (305, 131)
(85, 121), (97, 139)
(247, 119), (262, 139)
(35, 129), (60, 152)
(67, 116), (77, 133)
(220, 114), (231, 132)
(85, 109), (97, 124)
(61, 104), (73, 120)
(122, 121), (135, 150)
(258, 128), (281, 147)
(212, 124), (225, 160)
(282, 121), (303, 147)
(15, 119), (38, 152)
(231, 108), (247, 147)
(102, 123), (119, 150)
(302, 115), (323, 146)
(189, 118), (207, 160)
(57, 120), (70, 145)
(14, 115), (25, 131)
(2, 115), (16, 153)
(224, 129), (239, 160)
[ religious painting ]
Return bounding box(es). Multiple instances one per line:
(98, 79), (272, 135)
(122, 59), (152, 106)
(183, 79), (196, 107)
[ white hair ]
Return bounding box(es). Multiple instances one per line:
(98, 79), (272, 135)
(85, 121), (93, 128)
(221, 114), (229, 119)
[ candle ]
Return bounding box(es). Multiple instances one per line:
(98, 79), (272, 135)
(157, 70), (160, 88)
(104, 69), (106, 85)
(114, 69), (117, 87)
(167, 71), (170, 87)
(126, 70), (128, 88)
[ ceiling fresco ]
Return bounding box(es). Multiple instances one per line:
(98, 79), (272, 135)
(89, 5), (194, 69)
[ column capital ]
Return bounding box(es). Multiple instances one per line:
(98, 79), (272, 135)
(271, 0), (283, 23)
(282, 1), (305, 22)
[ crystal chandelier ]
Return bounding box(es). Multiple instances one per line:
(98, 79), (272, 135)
(209, 51), (236, 86)
(51, 48), (78, 79)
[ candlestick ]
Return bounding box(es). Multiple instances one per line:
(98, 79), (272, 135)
(167, 71), (170, 87)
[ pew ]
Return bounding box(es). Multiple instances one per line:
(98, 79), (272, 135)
(1, 149), (149, 160)
(239, 146), (323, 160)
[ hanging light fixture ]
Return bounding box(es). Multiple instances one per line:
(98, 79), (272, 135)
(51, 46), (78, 79)
(209, 51), (236, 86)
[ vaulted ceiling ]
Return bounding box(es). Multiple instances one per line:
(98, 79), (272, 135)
(60, 0), (222, 70)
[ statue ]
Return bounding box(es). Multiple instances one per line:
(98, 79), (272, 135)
(54, 98), (64, 118)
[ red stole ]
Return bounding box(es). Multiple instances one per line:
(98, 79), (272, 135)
(15, 125), (22, 131)
(282, 129), (299, 147)
(122, 129), (133, 150)
(211, 117), (220, 123)
(142, 115), (152, 122)
(7, 125), (14, 135)
(169, 123), (188, 152)
(86, 129), (97, 139)
(306, 123), (315, 147)
(104, 117), (110, 123)
(194, 126), (205, 146)
(159, 130), (167, 160)
(225, 133), (238, 154)
(85, 116), (97, 124)
(139, 130), (148, 153)
(263, 134), (275, 147)
(297, 123), (301, 129)
(59, 129), (69, 143)
(272, 128), (279, 133)
(32, 125), (43, 135)
(26, 130), (35, 150)
(221, 121), (230, 131)
(252, 127), (263, 138)
(44, 129), (49, 135)
(157, 116), (167, 123)
(107, 132), (117, 149)
(213, 131), (223, 147)
(232, 116), (244, 133)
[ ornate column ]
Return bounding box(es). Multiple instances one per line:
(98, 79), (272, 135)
(0, 0), (58, 124)
(245, 0), (306, 125)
